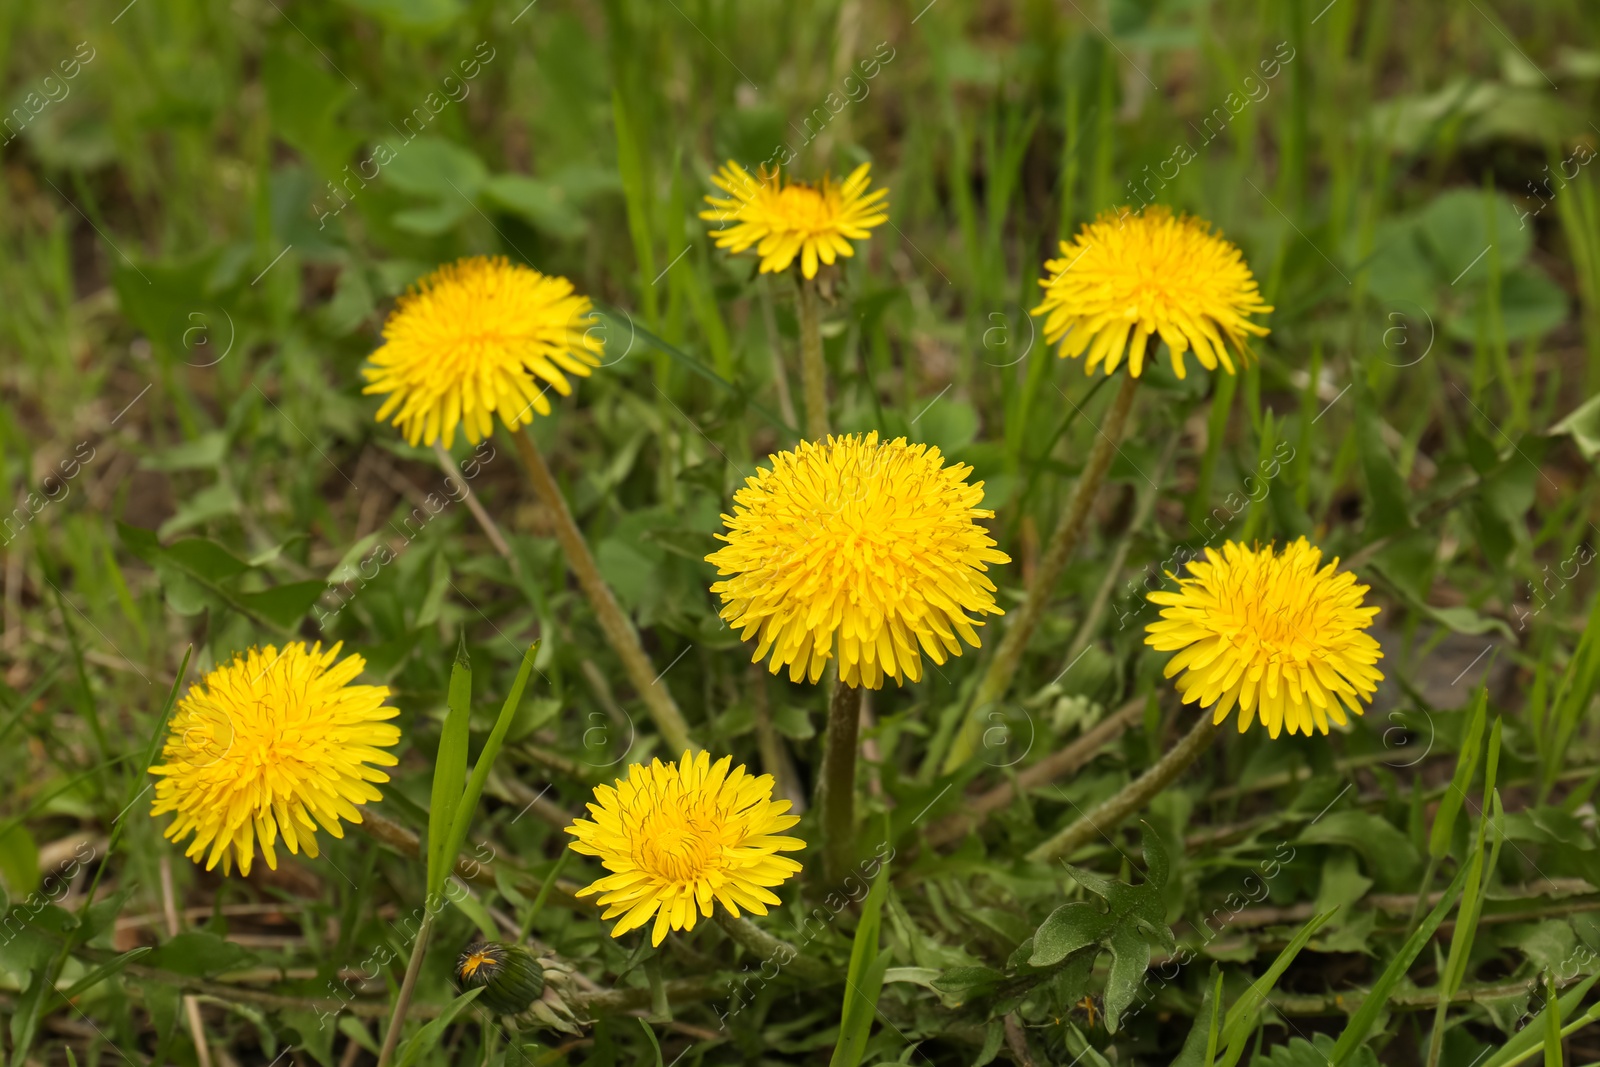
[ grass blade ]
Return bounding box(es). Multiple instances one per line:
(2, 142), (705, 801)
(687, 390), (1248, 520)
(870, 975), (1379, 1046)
(1218, 909), (1338, 1067)
(1329, 862), (1471, 1066)
(440, 642), (540, 896)
(830, 863), (892, 1067)
(426, 634), (473, 899)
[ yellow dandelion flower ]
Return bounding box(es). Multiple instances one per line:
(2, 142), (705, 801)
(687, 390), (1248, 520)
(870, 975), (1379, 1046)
(363, 255), (602, 447)
(149, 642), (400, 876)
(1032, 206), (1271, 379)
(565, 751), (804, 947)
(706, 432), (1009, 689)
(1144, 539), (1384, 739)
(700, 161), (889, 279)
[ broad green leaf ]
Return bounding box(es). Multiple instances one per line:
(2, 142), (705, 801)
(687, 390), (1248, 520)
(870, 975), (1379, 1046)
(1551, 392), (1600, 463)
(1419, 188), (1530, 283)
(162, 538), (249, 582)
(236, 581), (326, 631)
(383, 137), (487, 201)
(1297, 810), (1419, 888)
(1028, 824), (1174, 1031)
(0, 824), (39, 898)
(483, 174), (589, 240)
(146, 931), (257, 976)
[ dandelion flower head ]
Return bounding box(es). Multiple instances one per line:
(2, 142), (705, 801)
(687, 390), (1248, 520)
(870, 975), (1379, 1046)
(1144, 539), (1383, 738)
(1033, 206), (1271, 379)
(363, 255), (602, 447)
(706, 432), (1009, 689)
(150, 642), (399, 876)
(700, 161), (889, 279)
(565, 751), (804, 947)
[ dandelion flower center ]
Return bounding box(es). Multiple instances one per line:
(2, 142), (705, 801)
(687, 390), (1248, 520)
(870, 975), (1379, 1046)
(1033, 206), (1271, 379)
(362, 255), (602, 447)
(566, 751), (804, 947)
(149, 643), (400, 876)
(1144, 539), (1384, 739)
(701, 161), (889, 279)
(706, 433), (1009, 689)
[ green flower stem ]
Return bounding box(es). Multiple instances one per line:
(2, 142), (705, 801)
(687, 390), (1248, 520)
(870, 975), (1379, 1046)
(514, 427), (694, 754)
(375, 908), (435, 1067)
(797, 275), (829, 440)
(817, 677), (862, 884)
(944, 371), (1141, 771)
(1026, 711), (1220, 864)
(712, 912), (832, 983)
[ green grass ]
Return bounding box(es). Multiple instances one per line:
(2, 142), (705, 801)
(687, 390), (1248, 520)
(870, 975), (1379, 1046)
(3, 0), (1600, 1064)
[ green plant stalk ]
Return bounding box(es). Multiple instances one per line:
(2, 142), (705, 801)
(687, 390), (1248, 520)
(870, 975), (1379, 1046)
(798, 276), (829, 440)
(712, 912), (832, 983)
(513, 427), (693, 753)
(818, 677), (863, 884)
(376, 909), (435, 1067)
(946, 371), (1141, 771)
(1027, 711), (1219, 863)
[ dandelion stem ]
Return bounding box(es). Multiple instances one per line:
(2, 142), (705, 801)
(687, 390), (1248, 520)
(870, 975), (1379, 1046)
(712, 912), (832, 983)
(513, 427), (694, 753)
(818, 677), (862, 884)
(797, 276), (829, 440)
(944, 371), (1141, 771)
(376, 908), (434, 1067)
(1026, 711), (1220, 863)
(432, 440), (517, 567)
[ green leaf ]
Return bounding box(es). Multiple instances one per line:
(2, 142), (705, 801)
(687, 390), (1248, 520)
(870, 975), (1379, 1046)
(1353, 376), (1412, 540)
(392, 987), (482, 1067)
(483, 175), (589, 240)
(145, 931), (257, 976)
(261, 45), (357, 176)
(830, 860), (891, 1067)
(9, 966), (49, 1067)
(1551, 392), (1600, 463)
(1477, 974), (1598, 1067)
(1251, 1034), (1377, 1067)
(426, 634), (473, 900)
(0, 824), (39, 898)
(236, 581), (326, 631)
(337, 0), (464, 31)
(1171, 968), (1222, 1067)
(162, 538), (249, 583)
(1430, 687), (1488, 860)
(1028, 824), (1173, 1031)
(384, 136), (487, 203)
(1328, 862), (1471, 1066)
(1419, 188), (1531, 283)
(1297, 810), (1420, 888)
(439, 643), (540, 902)
(1544, 974), (1565, 1067)
(57, 947), (152, 1001)
(1219, 910), (1338, 1067)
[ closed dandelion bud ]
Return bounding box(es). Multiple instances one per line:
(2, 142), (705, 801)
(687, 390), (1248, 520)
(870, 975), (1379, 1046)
(453, 942), (544, 1016)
